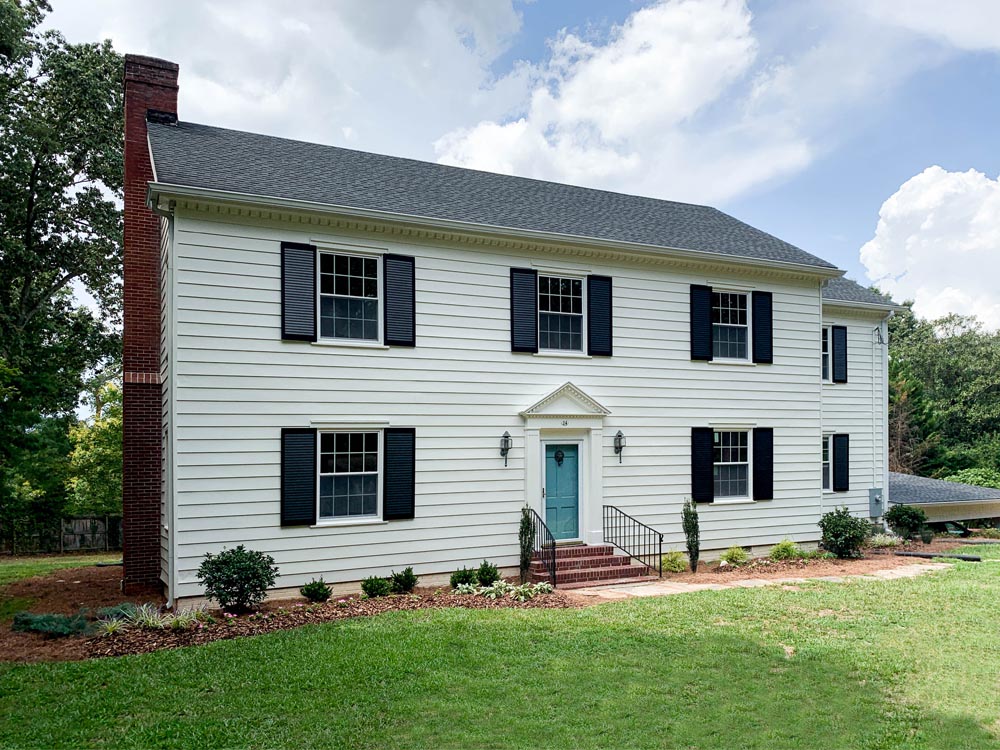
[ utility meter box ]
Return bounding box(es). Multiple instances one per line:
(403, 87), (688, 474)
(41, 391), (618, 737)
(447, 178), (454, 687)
(868, 488), (884, 518)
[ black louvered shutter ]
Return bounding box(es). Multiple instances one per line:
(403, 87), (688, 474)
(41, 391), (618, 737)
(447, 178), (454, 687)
(752, 291), (773, 364)
(281, 242), (317, 341)
(281, 428), (316, 526)
(691, 427), (714, 503)
(587, 275), (613, 356)
(510, 268), (538, 353)
(383, 254), (416, 346)
(690, 285), (713, 361)
(832, 325), (848, 383)
(383, 428), (416, 520)
(833, 434), (850, 492)
(753, 427), (774, 500)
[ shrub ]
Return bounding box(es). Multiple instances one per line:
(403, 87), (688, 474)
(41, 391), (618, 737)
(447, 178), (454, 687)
(943, 468), (1000, 489)
(361, 576), (391, 598)
(920, 526), (934, 544)
(127, 602), (165, 629)
(819, 507), (870, 558)
(197, 545), (278, 613)
(519, 506), (535, 583)
(869, 533), (902, 549)
(719, 545), (750, 566)
(975, 528), (1000, 539)
(769, 539), (802, 561)
(884, 504), (928, 539)
(389, 567), (418, 594)
(682, 499), (700, 572)
(800, 549), (835, 560)
(476, 560), (501, 587)
(300, 578), (332, 603)
(96, 602), (138, 622)
(661, 550), (687, 573)
(12, 611), (91, 638)
(450, 567), (477, 588)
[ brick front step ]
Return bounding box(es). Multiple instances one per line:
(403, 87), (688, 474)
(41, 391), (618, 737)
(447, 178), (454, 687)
(552, 544), (614, 559)
(531, 563), (654, 585)
(530, 554), (632, 573)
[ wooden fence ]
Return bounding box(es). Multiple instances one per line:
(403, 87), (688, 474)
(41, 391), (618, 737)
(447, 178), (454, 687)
(1, 516), (122, 555)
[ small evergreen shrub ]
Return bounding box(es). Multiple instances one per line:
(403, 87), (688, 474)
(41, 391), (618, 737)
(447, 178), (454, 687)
(519, 506), (535, 583)
(197, 545), (278, 612)
(12, 611), (91, 638)
(300, 578), (332, 603)
(884, 504), (928, 539)
(450, 567), (478, 588)
(361, 576), (391, 598)
(719, 545), (750, 566)
(661, 550), (688, 573)
(389, 567), (419, 594)
(682, 499), (700, 572)
(476, 560), (501, 587)
(818, 507), (870, 558)
(769, 539), (802, 561)
(869, 533), (902, 549)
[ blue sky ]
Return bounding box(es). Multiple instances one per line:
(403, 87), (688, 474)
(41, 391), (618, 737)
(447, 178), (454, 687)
(50, 0), (1000, 325)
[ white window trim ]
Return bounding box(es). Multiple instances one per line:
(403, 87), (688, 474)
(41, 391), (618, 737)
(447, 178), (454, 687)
(821, 325), (832, 383)
(822, 433), (834, 493)
(316, 249), (384, 346)
(711, 289), (752, 363)
(537, 272), (587, 354)
(315, 429), (383, 525)
(713, 428), (753, 502)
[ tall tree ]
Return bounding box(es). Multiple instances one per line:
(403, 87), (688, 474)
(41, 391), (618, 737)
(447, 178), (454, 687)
(0, 1), (122, 510)
(887, 359), (939, 474)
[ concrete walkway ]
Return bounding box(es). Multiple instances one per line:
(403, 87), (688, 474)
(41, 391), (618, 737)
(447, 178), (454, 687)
(570, 562), (952, 600)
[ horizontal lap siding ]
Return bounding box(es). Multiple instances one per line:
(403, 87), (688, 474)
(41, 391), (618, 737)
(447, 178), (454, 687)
(822, 312), (887, 518)
(169, 212), (831, 597)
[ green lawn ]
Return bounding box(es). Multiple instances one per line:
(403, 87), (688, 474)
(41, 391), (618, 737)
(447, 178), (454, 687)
(1, 549), (998, 749)
(0, 553), (121, 587)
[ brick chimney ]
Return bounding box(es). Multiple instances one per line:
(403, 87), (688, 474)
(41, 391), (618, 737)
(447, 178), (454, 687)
(122, 55), (178, 594)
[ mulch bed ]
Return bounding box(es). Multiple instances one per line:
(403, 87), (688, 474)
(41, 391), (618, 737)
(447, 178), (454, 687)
(0, 566), (584, 664)
(661, 538), (967, 584)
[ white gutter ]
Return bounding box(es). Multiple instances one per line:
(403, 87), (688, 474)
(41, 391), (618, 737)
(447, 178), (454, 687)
(147, 181), (845, 280)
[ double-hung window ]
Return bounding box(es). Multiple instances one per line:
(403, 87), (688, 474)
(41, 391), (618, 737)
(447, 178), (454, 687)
(714, 430), (750, 498)
(538, 275), (584, 351)
(712, 291), (749, 360)
(821, 326), (831, 382)
(319, 432), (380, 520)
(319, 253), (379, 342)
(822, 435), (832, 491)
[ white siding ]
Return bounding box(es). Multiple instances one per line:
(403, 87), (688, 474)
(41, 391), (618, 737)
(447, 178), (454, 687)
(165, 208), (884, 597)
(821, 309), (889, 519)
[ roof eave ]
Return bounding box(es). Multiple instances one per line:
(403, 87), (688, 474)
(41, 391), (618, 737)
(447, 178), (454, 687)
(147, 181), (845, 279)
(822, 298), (905, 314)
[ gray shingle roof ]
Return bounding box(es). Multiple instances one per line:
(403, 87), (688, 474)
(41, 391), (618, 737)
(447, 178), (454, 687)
(889, 471), (1000, 505)
(822, 277), (897, 307)
(147, 121), (838, 269)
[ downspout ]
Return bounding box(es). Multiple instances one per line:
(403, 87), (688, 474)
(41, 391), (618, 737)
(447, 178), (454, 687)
(151, 198), (177, 607)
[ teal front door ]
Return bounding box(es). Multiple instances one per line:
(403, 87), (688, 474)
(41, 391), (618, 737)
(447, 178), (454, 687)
(545, 444), (579, 540)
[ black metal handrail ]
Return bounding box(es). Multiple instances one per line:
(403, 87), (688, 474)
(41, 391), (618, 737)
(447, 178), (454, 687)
(603, 505), (663, 577)
(528, 508), (557, 586)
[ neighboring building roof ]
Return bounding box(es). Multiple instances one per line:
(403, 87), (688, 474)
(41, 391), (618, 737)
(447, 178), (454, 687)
(889, 471), (1000, 505)
(147, 120), (839, 270)
(822, 277), (897, 307)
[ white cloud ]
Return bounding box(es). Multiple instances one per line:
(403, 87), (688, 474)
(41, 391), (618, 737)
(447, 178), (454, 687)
(856, 0), (1000, 52)
(435, 0), (816, 204)
(860, 166), (1000, 327)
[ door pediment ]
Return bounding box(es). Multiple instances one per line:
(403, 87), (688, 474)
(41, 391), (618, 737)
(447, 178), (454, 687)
(520, 382), (610, 425)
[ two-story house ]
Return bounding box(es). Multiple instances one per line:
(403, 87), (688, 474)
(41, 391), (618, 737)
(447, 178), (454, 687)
(121, 56), (899, 601)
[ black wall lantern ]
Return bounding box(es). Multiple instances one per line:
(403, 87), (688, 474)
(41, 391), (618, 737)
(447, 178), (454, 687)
(614, 430), (626, 463)
(500, 431), (512, 467)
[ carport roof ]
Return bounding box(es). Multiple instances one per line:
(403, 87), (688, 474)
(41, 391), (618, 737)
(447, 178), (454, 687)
(889, 471), (1000, 505)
